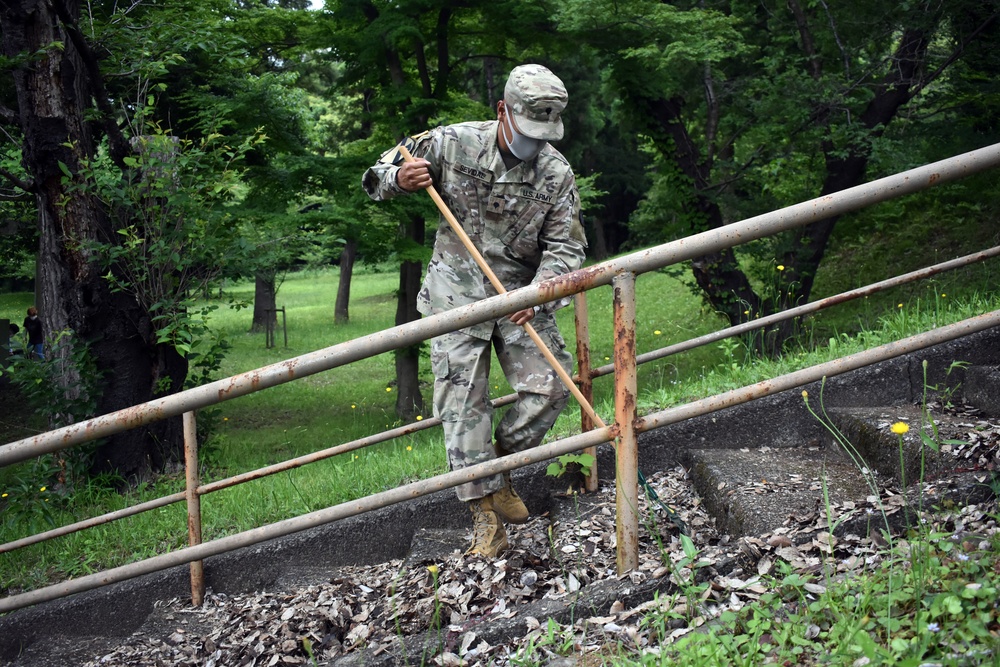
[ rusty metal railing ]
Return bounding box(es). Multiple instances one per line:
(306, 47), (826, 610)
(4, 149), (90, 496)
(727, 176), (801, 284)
(2, 142), (1000, 614)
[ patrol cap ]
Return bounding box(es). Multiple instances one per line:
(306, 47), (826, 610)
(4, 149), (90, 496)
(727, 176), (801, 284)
(503, 64), (567, 141)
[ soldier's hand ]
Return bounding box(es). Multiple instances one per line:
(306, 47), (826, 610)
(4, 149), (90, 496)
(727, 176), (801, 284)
(396, 159), (433, 192)
(509, 307), (536, 326)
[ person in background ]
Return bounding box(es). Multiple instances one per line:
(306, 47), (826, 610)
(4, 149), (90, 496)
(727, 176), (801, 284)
(23, 306), (44, 360)
(362, 64), (587, 557)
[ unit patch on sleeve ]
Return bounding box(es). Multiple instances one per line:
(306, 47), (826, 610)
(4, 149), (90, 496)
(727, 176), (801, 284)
(377, 131), (429, 165)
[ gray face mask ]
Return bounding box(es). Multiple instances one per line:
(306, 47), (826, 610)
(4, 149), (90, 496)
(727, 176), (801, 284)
(502, 110), (545, 161)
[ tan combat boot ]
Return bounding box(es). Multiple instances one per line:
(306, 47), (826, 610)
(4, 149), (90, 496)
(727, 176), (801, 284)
(466, 495), (509, 557)
(492, 474), (529, 524)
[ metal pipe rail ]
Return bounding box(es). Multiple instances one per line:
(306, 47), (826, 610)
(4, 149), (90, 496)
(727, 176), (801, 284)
(9, 240), (994, 556)
(2, 142), (1000, 612)
(3, 142), (999, 468)
(3, 310), (997, 614)
(0, 427), (614, 613)
(587, 245), (1000, 380)
(0, 394), (514, 554)
(11, 240), (992, 556)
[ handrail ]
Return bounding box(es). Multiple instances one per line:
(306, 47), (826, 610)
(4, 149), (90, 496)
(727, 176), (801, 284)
(4, 242), (996, 555)
(4, 310), (998, 614)
(3, 142), (999, 467)
(588, 245), (1000, 379)
(2, 141), (1000, 614)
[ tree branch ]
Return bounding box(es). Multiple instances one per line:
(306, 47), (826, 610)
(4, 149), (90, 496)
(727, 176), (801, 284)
(787, 0), (822, 80)
(0, 166), (33, 193)
(908, 12), (999, 100)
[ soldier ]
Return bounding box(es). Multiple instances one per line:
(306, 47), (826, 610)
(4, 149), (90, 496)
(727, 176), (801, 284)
(362, 64), (587, 557)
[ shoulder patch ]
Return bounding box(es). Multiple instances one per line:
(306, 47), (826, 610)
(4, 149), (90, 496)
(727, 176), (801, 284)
(377, 131), (429, 165)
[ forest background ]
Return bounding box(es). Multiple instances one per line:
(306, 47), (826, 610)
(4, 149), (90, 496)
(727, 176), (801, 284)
(1, 0), (999, 487)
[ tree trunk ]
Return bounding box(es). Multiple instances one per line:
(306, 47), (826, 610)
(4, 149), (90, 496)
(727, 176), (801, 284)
(2, 0), (184, 483)
(334, 238), (358, 324)
(394, 215), (425, 420)
(251, 271), (277, 333)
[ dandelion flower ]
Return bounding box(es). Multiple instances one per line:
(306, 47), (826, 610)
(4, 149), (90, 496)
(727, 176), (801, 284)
(223, 417), (229, 422)
(386, 387), (392, 393)
(654, 330), (661, 335)
(891, 422), (909, 435)
(941, 293), (946, 298)
(406, 445), (413, 452)
(744, 310), (750, 315)
(898, 303), (903, 308)
(351, 404), (356, 409)
(604, 356), (610, 361)
(776, 264), (785, 271)
(1, 493), (7, 498)
(416, 415), (423, 421)
(427, 564), (439, 575)
(802, 390), (809, 399)
(39, 486), (46, 492)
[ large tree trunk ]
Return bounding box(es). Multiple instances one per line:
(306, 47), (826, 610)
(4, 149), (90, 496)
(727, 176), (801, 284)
(250, 271), (277, 333)
(2, 0), (184, 483)
(334, 238), (358, 325)
(394, 215), (425, 420)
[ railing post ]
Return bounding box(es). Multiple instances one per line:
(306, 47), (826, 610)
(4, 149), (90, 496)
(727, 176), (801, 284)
(281, 306), (288, 348)
(573, 292), (599, 493)
(183, 411), (205, 606)
(612, 272), (639, 574)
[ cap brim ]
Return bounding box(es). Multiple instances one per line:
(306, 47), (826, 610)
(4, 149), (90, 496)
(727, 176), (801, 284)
(513, 113), (564, 141)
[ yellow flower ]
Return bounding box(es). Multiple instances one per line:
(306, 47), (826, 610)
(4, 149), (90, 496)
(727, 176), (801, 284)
(351, 404), (356, 409)
(654, 330), (661, 335)
(891, 422), (909, 435)
(386, 387), (392, 393)
(406, 445), (412, 451)
(604, 356), (610, 361)
(744, 310), (750, 315)
(353, 454), (359, 460)
(898, 303), (903, 308)
(776, 265), (785, 271)
(223, 417), (229, 422)
(941, 293), (946, 298)
(39, 486), (46, 492)
(427, 564), (439, 575)
(801, 390), (808, 399)
(1, 493), (7, 498)
(416, 415), (423, 421)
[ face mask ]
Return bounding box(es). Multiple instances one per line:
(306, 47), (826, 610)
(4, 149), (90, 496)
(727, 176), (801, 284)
(502, 110), (545, 161)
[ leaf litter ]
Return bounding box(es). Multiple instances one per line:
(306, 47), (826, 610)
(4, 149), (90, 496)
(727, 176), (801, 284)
(83, 402), (1000, 666)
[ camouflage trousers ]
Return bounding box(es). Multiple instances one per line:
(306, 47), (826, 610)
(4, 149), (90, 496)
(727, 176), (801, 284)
(431, 322), (573, 502)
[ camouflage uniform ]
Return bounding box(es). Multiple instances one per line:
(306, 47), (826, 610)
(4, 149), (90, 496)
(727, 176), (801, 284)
(362, 71), (587, 502)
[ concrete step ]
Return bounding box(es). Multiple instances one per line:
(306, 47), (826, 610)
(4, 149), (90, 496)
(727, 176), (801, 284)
(683, 445), (872, 538)
(826, 404), (997, 488)
(965, 365), (1000, 417)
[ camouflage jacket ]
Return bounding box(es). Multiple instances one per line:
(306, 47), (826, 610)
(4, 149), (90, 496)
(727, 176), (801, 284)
(362, 121), (587, 341)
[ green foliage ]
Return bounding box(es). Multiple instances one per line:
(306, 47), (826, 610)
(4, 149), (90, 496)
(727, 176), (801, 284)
(1, 332), (103, 535)
(545, 453), (595, 480)
(66, 127), (263, 358)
